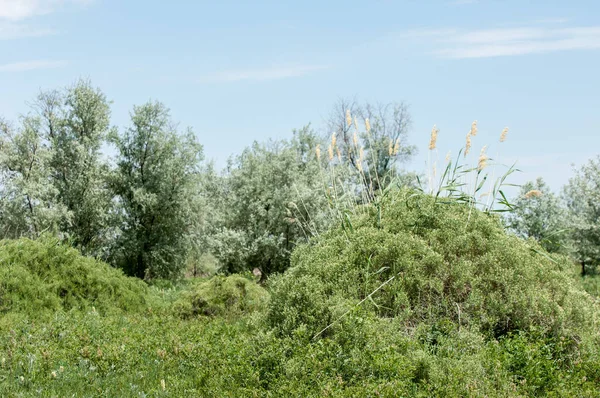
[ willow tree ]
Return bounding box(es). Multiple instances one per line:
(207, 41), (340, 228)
(109, 101), (204, 279)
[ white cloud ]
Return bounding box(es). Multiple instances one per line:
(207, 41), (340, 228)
(0, 59), (67, 71)
(0, 0), (91, 20)
(199, 64), (330, 83)
(405, 25), (600, 59)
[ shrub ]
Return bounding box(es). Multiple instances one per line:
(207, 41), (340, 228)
(267, 188), (597, 342)
(0, 237), (147, 315)
(174, 274), (268, 318)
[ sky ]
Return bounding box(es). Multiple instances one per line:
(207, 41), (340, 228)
(1, 0), (599, 192)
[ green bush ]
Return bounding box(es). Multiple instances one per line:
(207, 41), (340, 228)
(0, 237), (147, 315)
(267, 189), (597, 342)
(174, 274), (268, 318)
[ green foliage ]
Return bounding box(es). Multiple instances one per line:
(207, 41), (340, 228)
(563, 156), (600, 274)
(506, 178), (568, 253)
(109, 101), (204, 279)
(0, 237), (147, 315)
(41, 81), (114, 255)
(174, 274), (268, 318)
(0, 117), (67, 238)
(268, 189), (596, 342)
(206, 127), (329, 275)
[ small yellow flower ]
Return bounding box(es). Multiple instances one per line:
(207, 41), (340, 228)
(51, 371), (57, 378)
(161, 379), (166, 391)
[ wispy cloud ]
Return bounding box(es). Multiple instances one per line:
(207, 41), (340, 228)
(404, 25), (600, 58)
(199, 64), (330, 83)
(0, 59), (68, 72)
(0, 0), (91, 20)
(0, 20), (55, 39)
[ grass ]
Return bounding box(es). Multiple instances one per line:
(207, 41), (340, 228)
(2, 190), (600, 396)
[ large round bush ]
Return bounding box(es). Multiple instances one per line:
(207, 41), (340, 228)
(267, 189), (597, 341)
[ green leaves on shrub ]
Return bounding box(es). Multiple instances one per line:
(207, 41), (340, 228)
(0, 237), (147, 315)
(174, 274), (268, 318)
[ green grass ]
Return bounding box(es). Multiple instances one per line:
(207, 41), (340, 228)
(1, 192), (600, 396)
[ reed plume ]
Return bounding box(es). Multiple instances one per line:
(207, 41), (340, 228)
(470, 120), (478, 136)
(429, 125), (439, 150)
(500, 127), (508, 142)
(465, 132), (472, 156)
(524, 189), (542, 199)
(477, 145), (488, 171)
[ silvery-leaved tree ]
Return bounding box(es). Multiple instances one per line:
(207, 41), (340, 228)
(563, 156), (600, 275)
(35, 80), (114, 256)
(0, 117), (68, 238)
(506, 177), (568, 254)
(207, 126), (328, 275)
(109, 101), (204, 279)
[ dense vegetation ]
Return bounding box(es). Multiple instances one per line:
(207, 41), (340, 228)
(1, 80), (600, 396)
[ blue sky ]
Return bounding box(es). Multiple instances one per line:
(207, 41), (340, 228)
(1, 0), (599, 192)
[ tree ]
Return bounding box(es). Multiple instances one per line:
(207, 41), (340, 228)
(0, 117), (67, 238)
(505, 178), (568, 254)
(563, 157), (600, 275)
(326, 99), (416, 193)
(207, 126), (328, 275)
(109, 101), (204, 279)
(35, 80), (113, 255)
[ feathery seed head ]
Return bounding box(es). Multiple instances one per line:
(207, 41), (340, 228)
(327, 144), (334, 161)
(393, 138), (400, 155)
(331, 133), (336, 148)
(353, 116), (359, 132)
(365, 118), (371, 133)
(161, 379), (166, 391)
(429, 125), (439, 150)
(470, 120), (478, 136)
(345, 110), (352, 127)
(353, 131), (359, 147)
(315, 144), (321, 160)
(500, 127), (509, 142)
(524, 189), (543, 199)
(477, 145), (488, 171)
(388, 139), (393, 156)
(336, 146), (342, 161)
(465, 132), (472, 157)
(445, 150), (451, 163)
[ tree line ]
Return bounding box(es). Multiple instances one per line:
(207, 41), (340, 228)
(0, 81), (416, 279)
(1, 80), (598, 279)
